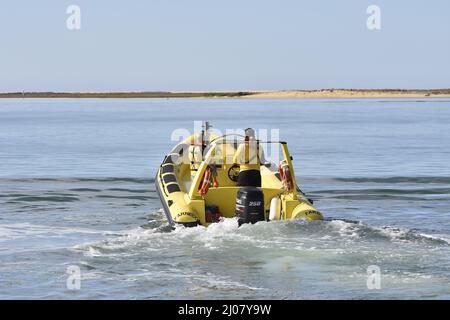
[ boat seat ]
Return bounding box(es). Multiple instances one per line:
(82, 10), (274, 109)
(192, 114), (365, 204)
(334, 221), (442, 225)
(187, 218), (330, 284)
(203, 187), (240, 217)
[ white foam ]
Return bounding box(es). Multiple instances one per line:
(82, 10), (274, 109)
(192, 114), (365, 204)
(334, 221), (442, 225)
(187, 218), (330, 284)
(327, 219), (361, 239)
(418, 233), (450, 245)
(74, 218), (283, 256)
(0, 222), (112, 241)
(72, 217), (450, 261)
(118, 268), (266, 291)
(377, 226), (450, 245)
(73, 227), (160, 255)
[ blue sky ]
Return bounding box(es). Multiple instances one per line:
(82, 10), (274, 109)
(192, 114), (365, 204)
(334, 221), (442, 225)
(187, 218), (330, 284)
(1, 0), (449, 92)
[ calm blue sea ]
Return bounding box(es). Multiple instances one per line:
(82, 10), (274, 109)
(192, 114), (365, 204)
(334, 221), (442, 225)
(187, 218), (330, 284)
(1, 98), (449, 299)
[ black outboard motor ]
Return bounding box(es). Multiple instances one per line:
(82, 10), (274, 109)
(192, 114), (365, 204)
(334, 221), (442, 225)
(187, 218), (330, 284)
(235, 187), (265, 226)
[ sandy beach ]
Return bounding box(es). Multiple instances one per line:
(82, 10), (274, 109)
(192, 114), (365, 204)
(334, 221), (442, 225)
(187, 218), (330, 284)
(245, 89), (450, 99)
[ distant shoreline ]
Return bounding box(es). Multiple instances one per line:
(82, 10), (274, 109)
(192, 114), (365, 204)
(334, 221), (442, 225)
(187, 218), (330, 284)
(1, 89), (450, 99)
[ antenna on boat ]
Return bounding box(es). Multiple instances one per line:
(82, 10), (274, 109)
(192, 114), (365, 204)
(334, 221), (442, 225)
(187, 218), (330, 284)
(200, 121), (212, 159)
(201, 121), (212, 145)
(203, 121), (212, 133)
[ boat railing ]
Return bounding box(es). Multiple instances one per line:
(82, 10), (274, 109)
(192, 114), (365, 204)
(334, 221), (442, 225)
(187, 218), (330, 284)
(188, 136), (299, 200)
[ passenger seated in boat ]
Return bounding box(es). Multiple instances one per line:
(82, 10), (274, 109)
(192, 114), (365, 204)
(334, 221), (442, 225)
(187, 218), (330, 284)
(233, 128), (266, 187)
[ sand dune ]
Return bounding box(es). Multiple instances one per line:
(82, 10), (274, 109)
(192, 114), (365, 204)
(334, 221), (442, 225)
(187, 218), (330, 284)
(245, 89), (450, 99)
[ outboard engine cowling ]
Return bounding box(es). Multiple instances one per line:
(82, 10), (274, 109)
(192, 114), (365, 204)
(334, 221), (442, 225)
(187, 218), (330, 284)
(235, 187), (265, 226)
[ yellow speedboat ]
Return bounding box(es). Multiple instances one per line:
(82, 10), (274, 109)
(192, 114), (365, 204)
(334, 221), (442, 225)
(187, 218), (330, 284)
(155, 123), (323, 227)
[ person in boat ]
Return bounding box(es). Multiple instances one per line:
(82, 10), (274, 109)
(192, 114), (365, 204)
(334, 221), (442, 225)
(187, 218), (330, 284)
(233, 128), (266, 187)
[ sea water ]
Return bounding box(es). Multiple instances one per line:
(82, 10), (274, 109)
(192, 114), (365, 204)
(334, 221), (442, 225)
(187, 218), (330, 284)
(0, 98), (449, 299)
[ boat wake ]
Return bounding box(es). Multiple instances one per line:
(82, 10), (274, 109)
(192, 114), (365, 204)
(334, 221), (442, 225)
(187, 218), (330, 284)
(73, 212), (450, 259)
